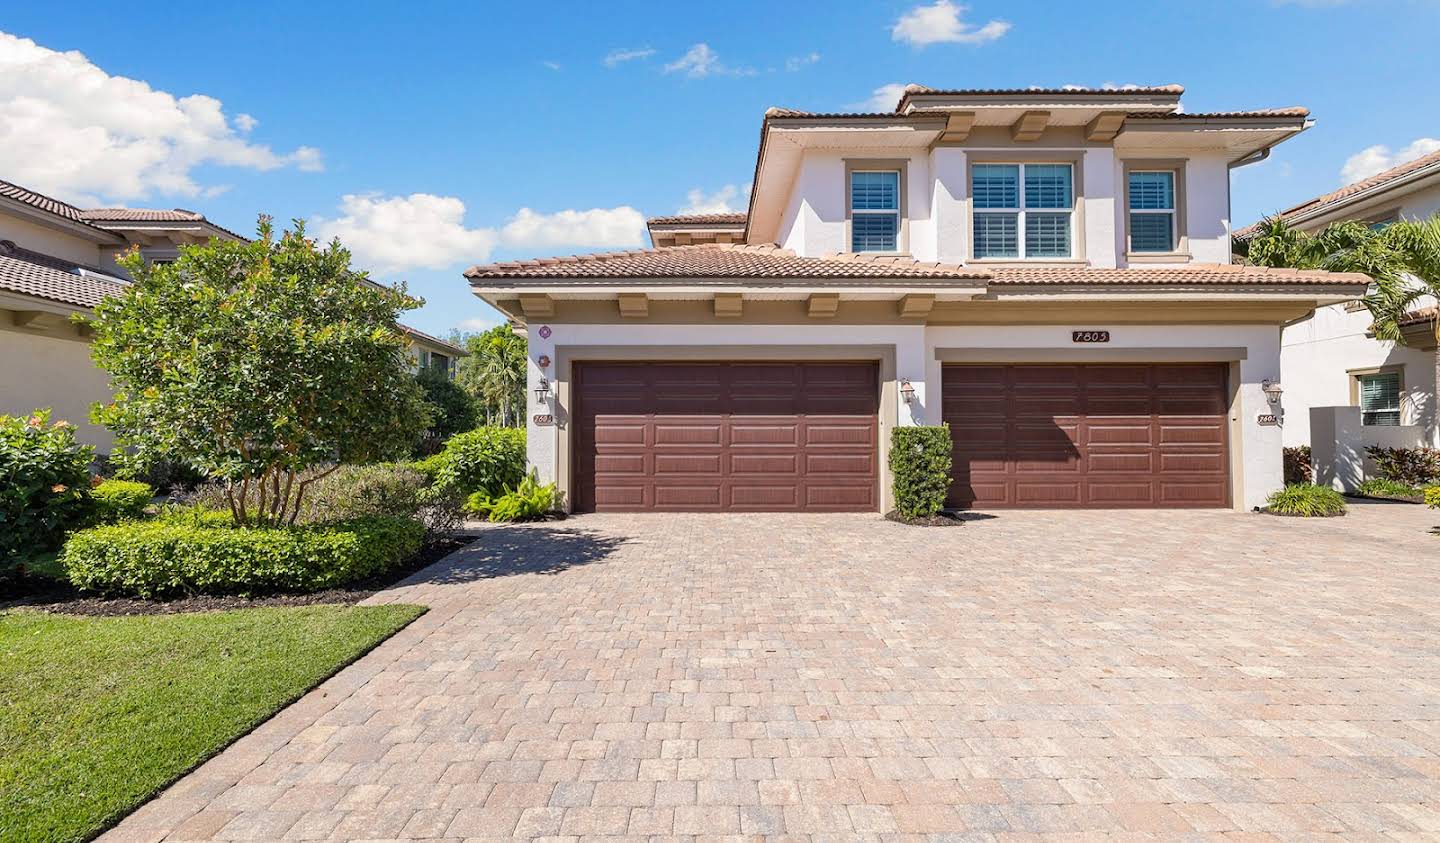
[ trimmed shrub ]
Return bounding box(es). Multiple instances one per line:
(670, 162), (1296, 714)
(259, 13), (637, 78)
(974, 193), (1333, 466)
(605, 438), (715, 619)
(91, 479), (153, 523)
(1, 410), (95, 560)
(889, 425), (953, 519)
(465, 469), (561, 522)
(1356, 477), (1424, 500)
(1283, 446), (1313, 485)
(62, 515), (424, 598)
(1265, 483), (1347, 517)
(1364, 445), (1440, 488)
(1427, 486), (1440, 510)
(306, 464), (425, 523)
(432, 427), (526, 498)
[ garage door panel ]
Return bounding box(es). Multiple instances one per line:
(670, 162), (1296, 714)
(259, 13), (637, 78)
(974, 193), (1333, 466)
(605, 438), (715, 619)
(944, 363), (1229, 509)
(574, 362), (877, 512)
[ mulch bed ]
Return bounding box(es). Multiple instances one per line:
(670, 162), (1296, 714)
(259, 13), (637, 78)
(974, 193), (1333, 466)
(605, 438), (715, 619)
(1348, 492), (1426, 504)
(1261, 508), (1346, 518)
(0, 535), (475, 617)
(884, 510), (967, 527)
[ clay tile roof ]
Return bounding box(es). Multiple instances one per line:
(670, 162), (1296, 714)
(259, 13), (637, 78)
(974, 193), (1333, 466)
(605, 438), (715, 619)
(985, 264), (1370, 287)
(1397, 306), (1438, 327)
(1126, 107), (1310, 120)
(1235, 146), (1440, 239)
(646, 213), (748, 226)
(906, 84), (1185, 97)
(78, 208), (206, 222)
(400, 324), (468, 356)
(465, 243), (987, 284)
(0, 248), (127, 308)
(0, 179), (88, 222)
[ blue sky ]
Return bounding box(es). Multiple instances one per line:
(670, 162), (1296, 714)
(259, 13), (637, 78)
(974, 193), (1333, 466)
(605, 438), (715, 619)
(4, 0), (1437, 337)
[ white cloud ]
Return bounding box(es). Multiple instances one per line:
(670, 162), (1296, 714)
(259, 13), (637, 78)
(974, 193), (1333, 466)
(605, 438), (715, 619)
(891, 1), (1010, 47)
(602, 47), (655, 67)
(678, 184), (750, 214)
(313, 193), (645, 274)
(785, 52), (821, 72)
(499, 206), (645, 250)
(541, 60), (562, 71)
(852, 82), (910, 113)
(1340, 137), (1440, 184)
(0, 31), (322, 204)
(663, 43), (755, 78)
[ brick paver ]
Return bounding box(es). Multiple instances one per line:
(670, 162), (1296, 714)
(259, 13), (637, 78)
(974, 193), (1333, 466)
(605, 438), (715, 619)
(105, 502), (1440, 840)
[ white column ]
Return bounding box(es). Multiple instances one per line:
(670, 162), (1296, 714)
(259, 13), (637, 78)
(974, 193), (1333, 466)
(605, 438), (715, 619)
(931, 147), (968, 265)
(1083, 147), (1118, 268)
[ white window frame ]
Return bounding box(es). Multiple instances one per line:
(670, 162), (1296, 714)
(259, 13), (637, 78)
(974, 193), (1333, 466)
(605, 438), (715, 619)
(970, 162), (1076, 260)
(848, 168), (902, 253)
(1127, 170), (1177, 253)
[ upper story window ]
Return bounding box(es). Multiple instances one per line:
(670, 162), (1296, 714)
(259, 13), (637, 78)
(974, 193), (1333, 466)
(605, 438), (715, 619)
(972, 163), (1073, 259)
(1128, 171), (1177, 252)
(1357, 370), (1402, 426)
(849, 170), (900, 252)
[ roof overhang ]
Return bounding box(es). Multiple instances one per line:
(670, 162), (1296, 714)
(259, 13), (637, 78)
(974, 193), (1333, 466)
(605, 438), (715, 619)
(1115, 115), (1312, 163)
(1276, 159), (1440, 233)
(86, 219), (242, 245)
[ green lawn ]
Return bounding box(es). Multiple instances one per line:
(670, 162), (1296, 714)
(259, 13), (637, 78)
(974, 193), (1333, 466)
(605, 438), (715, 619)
(0, 604), (425, 842)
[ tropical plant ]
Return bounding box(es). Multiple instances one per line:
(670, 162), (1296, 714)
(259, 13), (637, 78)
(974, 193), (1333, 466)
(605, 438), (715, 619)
(0, 410), (95, 560)
(1355, 477), (1426, 500)
(455, 325), (527, 427)
(415, 368), (479, 454)
(1282, 445), (1313, 485)
(430, 426), (527, 499)
(465, 469), (560, 522)
(1238, 213), (1440, 405)
(86, 217), (433, 526)
(1364, 445), (1440, 487)
(1265, 483), (1347, 517)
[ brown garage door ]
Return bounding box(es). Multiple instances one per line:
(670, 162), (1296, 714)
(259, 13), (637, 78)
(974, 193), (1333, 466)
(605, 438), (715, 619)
(943, 363), (1230, 509)
(573, 361), (878, 512)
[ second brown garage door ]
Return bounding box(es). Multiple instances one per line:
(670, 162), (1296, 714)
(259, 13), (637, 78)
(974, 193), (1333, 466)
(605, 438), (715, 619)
(573, 361), (878, 512)
(944, 363), (1230, 509)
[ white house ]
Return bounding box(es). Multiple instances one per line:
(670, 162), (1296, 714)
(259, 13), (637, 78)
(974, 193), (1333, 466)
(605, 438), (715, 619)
(0, 178), (465, 452)
(1237, 149), (1440, 488)
(466, 84), (1367, 513)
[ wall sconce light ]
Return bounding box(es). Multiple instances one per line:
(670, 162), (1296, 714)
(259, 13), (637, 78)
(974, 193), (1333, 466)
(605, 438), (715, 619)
(533, 378), (551, 403)
(899, 379), (916, 404)
(1261, 379), (1283, 404)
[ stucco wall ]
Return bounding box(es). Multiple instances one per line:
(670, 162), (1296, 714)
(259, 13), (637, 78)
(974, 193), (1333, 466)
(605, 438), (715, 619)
(1280, 302), (1438, 447)
(524, 321), (1282, 511)
(1311, 406), (1431, 492)
(0, 216), (105, 267)
(0, 327), (114, 452)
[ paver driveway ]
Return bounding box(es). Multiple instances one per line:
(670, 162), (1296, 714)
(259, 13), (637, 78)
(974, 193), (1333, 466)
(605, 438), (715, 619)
(108, 502), (1440, 841)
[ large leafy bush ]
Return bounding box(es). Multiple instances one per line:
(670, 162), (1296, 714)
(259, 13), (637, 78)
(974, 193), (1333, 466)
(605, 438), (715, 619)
(432, 427), (527, 498)
(1266, 483), (1347, 517)
(416, 369), (479, 455)
(1364, 446), (1440, 488)
(87, 216), (431, 526)
(62, 516), (423, 597)
(889, 425), (953, 519)
(90, 479), (153, 524)
(1, 410), (95, 560)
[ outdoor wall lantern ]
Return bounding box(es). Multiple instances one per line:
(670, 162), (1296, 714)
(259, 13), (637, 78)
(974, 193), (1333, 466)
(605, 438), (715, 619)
(533, 378), (552, 404)
(1261, 379), (1284, 404)
(899, 379), (916, 404)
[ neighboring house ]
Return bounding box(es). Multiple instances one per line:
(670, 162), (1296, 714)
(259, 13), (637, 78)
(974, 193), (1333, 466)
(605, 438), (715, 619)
(1236, 149), (1440, 489)
(0, 178), (465, 453)
(466, 84), (1366, 513)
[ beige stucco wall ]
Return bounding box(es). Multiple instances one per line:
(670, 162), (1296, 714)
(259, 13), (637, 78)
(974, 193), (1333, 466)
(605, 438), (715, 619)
(0, 215), (106, 268)
(0, 326), (114, 452)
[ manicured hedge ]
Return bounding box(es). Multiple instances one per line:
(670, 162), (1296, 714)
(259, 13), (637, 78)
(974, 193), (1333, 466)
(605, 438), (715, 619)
(432, 427), (526, 497)
(62, 516), (424, 598)
(889, 425), (953, 519)
(90, 479), (153, 524)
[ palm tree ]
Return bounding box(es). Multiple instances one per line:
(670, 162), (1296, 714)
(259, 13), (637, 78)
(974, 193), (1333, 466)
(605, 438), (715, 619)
(1238, 213), (1440, 405)
(452, 325), (528, 427)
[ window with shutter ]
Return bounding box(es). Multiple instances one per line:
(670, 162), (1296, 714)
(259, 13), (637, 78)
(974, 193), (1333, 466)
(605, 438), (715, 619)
(1358, 371), (1402, 426)
(849, 170), (900, 252)
(1128, 170), (1176, 253)
(972, 163), (1073, 259)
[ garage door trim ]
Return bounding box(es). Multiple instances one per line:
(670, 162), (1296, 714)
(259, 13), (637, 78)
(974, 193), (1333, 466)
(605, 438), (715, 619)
(934, 346), (1248, 363)
(553, 344), (898, 513)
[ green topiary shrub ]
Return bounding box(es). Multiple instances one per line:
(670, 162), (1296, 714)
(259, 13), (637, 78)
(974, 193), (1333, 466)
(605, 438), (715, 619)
(1364, 446), (1440, 488)
(1, 410), (96, 560)
(1265, 483), (1347, 517)
(1283, 445), (1313, 485)
(465, 469), (561, 522)
(62, 515), (424, 598)
(432, 427), (527, 498)
(889, 425), (954, 519)
(90, 479), (153, 524)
